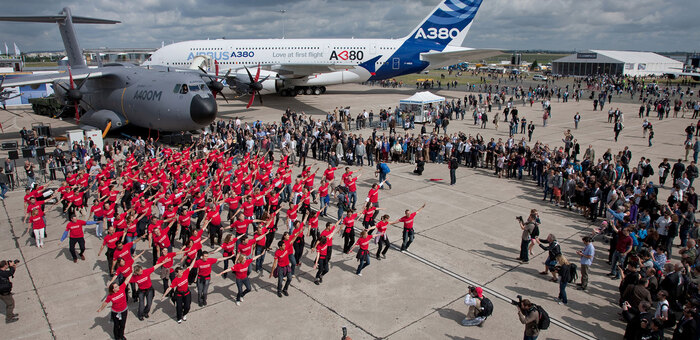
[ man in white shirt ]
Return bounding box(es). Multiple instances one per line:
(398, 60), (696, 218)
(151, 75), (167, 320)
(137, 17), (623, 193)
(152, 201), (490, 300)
(461, 286), (485, 327)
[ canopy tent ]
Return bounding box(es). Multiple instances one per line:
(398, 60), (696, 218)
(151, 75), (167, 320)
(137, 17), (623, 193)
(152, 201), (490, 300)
(399, 91), (445, 123)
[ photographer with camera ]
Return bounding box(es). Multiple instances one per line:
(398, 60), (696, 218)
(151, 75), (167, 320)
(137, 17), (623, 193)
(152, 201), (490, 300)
(461, 286), (492, 327)
(0, 259), (19, 323)
(514, 297), (541, 340)
(516, 213), (538, 264)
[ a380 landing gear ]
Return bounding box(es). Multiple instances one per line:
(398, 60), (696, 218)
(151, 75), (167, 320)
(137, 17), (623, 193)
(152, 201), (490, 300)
(279, 86), (326, 96)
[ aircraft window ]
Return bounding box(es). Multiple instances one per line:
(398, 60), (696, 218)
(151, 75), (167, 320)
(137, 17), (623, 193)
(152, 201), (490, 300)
(173, 84), (181, 93)
(180, 84), (189, 94)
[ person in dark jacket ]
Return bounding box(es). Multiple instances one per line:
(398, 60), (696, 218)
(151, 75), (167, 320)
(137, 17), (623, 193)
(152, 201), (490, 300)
(536, 234), (561, 282)
(622, 300), (652, 340)
(672, 304), (697, 340)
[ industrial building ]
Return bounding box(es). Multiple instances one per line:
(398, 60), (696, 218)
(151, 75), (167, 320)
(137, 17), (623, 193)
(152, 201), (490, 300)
(551, 50), (683, 77)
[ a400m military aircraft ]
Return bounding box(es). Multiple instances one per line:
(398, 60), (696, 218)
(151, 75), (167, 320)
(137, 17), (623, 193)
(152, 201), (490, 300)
(0, 8), (219, 132)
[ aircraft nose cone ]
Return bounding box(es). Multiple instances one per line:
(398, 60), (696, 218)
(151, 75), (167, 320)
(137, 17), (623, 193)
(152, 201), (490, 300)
(190, 94), (217, 125)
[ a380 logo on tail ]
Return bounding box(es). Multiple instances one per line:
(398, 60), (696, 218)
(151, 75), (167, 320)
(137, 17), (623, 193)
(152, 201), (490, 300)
(414, 27), (460, 40)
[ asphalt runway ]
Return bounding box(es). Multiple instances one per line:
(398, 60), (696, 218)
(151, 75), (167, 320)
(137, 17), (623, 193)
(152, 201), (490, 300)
(0, 82), (697, 339)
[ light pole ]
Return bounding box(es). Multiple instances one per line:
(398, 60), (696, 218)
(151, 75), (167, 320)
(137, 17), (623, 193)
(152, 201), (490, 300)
(279, 10), (287, 39)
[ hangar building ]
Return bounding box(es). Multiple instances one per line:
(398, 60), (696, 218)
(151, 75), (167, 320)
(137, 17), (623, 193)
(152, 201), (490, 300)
(551, 50), (682, 77)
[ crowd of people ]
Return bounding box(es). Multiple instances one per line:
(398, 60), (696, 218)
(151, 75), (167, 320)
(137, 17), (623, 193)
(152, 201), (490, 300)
(4, 74), (700, 338)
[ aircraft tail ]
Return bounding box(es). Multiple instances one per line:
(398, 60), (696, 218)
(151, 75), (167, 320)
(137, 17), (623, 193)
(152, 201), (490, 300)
(0, 8), (119, 69)
(404, 0), (483, 48)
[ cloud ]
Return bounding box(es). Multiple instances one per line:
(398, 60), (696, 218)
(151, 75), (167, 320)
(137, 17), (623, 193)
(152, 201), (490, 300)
(0, 0), (697, 53)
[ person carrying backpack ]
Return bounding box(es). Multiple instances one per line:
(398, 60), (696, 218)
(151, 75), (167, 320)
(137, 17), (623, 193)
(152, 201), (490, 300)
(517, 298), (542, 339)
(375, 162), (392, 189)
(462, 286), (492, 327)
(554, 255), (577, 305)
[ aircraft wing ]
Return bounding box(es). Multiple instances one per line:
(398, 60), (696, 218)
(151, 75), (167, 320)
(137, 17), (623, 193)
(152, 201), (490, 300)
(420, 48), (504, 69)
(1, 69), (107, 87)
(268, 63), (357, 78)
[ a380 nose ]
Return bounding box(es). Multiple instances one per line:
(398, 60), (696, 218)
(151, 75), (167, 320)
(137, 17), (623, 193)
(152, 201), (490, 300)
(190, 94), (217, 125)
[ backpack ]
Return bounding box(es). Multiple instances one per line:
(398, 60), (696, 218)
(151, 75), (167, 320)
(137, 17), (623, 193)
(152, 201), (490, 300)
(380, 163), (390, 174)
(0, 276), (11, 294)
(529, 224), (540, 239)
(660, 302), (677, 329)
(535, 305), (550, 330)
(478, 297), (493, 318)
(567, 264), (578, 283)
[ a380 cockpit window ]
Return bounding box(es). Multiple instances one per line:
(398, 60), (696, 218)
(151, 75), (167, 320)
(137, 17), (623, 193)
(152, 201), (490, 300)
(173, 84), (181, 93)
(189, 85), (200, 91)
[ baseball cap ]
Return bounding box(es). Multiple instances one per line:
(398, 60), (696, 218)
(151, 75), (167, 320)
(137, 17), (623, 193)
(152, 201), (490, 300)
(474, 287), (483, 298)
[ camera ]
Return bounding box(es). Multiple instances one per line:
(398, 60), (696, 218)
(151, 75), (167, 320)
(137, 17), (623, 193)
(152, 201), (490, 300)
(516, 216), (524, 222)
(6, 260), (19, 265)
(510, 295), (522, 306)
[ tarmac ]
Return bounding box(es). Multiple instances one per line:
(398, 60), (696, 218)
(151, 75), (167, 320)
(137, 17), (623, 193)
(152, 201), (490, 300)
(0, 81), (697, 339)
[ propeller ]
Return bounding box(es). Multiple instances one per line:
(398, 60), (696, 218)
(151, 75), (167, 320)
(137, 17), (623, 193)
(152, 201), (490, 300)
(244, 63), (269, 109)
(56, 67), (93, 122)
(199, 60), (229, 103)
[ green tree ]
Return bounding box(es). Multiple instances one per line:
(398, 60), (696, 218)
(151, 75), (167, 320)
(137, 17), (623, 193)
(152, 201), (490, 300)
(530, 60), (539, 71)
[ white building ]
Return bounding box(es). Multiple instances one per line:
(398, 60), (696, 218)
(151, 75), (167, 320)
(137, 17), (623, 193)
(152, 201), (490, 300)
(552, 50), (683, 77)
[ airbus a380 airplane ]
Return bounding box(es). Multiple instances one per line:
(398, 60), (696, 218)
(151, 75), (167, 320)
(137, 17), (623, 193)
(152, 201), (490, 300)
(144, 0), (494, 102)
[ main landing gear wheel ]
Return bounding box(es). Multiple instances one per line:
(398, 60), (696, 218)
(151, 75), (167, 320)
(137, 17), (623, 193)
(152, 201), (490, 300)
(303, 87), (312, 95)
(296, 87), (304, 96)
(312, 87), (321, 95)
(320, 86), (326, 94)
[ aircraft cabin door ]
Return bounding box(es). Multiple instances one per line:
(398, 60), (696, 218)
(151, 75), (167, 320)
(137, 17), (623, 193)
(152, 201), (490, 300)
(392, 58), (400, 70)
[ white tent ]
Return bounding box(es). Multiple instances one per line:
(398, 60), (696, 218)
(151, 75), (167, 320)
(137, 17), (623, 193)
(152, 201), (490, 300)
(399, 91), (445, 123)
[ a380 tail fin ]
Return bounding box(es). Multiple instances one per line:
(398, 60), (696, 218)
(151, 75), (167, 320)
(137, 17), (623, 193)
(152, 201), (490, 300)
(404, 0), (483, 48)
(0, 7), (119, 69)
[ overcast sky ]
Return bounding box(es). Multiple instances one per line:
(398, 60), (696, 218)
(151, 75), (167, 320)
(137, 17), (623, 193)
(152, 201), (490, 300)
(0, 0), (697, 53)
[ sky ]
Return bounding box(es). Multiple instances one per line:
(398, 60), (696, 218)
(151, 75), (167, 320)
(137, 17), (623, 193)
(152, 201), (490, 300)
(0, 0), (698, 53)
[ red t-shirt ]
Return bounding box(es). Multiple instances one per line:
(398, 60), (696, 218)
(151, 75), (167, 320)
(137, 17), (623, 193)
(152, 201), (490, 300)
(242, 201), (254, 217)
(178, 211), (196, 226)
(103, 231), (124, 249)
(343, 214), (358, 233)
(324, 167), (337, 181)
(66, 220), (87, 238)
(195, 258), (218, 278)
(131, 267), (155, 290)
(233, 259), (254, 279)
(368, 188), (379, 203)
(206, 208), (222, 226)
(376, 221), (389, 235)
(238, 239), (255, 257)
(157, 252), (177, 273)
(363, 207), (377, 222)
(275, 246), (290, 267)
(232, 219), (253, 234)
(356, 235), (372, 250)
(320, 225), (336, 245)
(346, 177), (358, 192)
(399, 212), (417, 229)
(106, 283), (128, 312)
(30, 215), (45, 229)
(319, 183), (330, 197)
(170, 269), (190, 293)
(113, 242), (134, 263)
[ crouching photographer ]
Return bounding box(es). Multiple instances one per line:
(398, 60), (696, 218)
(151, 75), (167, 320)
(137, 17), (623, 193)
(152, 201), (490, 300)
(513, 296), (548, 340)
(0, 259), (20, 323)
(462, 285), (492, 327)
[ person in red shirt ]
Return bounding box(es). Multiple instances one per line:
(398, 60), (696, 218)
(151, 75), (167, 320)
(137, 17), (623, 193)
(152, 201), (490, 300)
(344, 172), (361, 210)
(204, 202), (225, 246)
(312, 235), (331, 285)
(324, 165), (337, 183)
(162, 260), (196, 324)
(131, 261), (164, 320)
(342, 210), (360, 253)
(156, 248), (179, 294)
(349, 229), (373, 276)
(360, 202), (385, 232)
(63, 215), (98, 263)
(97, 272), (134, 340)
(374, 214), (392, 260)
(366, 179), (388, 208)
(269, 239), (294, 297)
(318, 179), (331, 217)
(217, 252), (265, 305)
(26, 209), (46, 247)
(194, 251), (232, 306)
(98, 226), (125, 274)
(396, 203), (426, 252)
